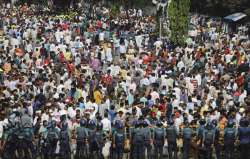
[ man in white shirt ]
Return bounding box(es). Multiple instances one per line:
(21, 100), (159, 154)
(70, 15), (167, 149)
(101, 113), (112, 133)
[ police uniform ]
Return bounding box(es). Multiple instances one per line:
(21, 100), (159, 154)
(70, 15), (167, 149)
(131, 126), (145, 159)
(166, 124), (178, 159)
(182, 124), (193, 159)
(113, 128), (125, 159)
(153, 126), (165, 159)
(224, 125), (237, 159)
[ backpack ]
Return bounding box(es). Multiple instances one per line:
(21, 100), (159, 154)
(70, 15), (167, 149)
(167, 126), (176, 142)
(47, 129), (59, 143)
(203, 130), (215, 145)
(183, 128), (192, 140)
(154, 128), (164, 145)
(133, 129), (144, 144)
(224, 128), (235, 144)
(76, 127), (88, 141)
(115, 132), (125, 147)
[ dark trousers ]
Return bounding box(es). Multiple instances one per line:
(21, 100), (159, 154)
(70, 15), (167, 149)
(76, 141), (87, 159)
(115, 146), (124, 159)
(203, 144), (213, 159)
(154, 144), (163, 159)
(215, 144), (223, 159)
(224, 144), (234, 159)
(132, 144), (145, 159)
(145, 143), (152, 159)
(240, 143), (249, 159)
(183, 139), (191, 159)
(168, 141), (177, 159)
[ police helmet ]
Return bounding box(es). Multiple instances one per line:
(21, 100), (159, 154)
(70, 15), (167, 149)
(199, 119), (206, 125)
(211, 119), (218, 127)
(96, 122), (103, 130)
(240, 117), (249, 127)
(61, 122), (68, 131)
(80, 119), (86, 127)
(115, 120), (124, 129)
(134, 120), (142, 128)
(156, 120), (163, 127)
(168, 119), (174, 125)
(88, 120), (96, 128)
(143, 120), (149, 127)
(206, 122), (213, 130)
(51, 120), (57, 128)
(227, 119), (235, 128)
(184, 121), (189, 127)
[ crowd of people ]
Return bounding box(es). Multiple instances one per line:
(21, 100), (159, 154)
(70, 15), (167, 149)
(0, 1), (250, 159)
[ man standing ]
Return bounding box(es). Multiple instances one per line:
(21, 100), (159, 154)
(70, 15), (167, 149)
(238, 118), (250, 159)
(202, 122), (215, 159)
(153, 121), (165, 159)
(131, 121), (145, 159)
(182, 122), (193, 159)
(166, 119), (178, 159)
(224, 120), (237, 159)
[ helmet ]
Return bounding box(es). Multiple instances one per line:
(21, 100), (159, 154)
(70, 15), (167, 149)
(80, 119), (86, 127)
(206, 122), (213, 130)
(227, 119), (235, 128)
(168, 119), (174, 125)
(199, 119), (206, 125)
(61, 122), (68, 131)
(88, 120), (96, 128)
(51, 120), (57, 128)
(211, 119), (218, 127)
(156, 120), (163, 127)
(240, 117), (249, 127)
(96, 122), (103, 130)
(143, 120), (149, 127)
(134, 120), (142, 128)
(184, 121), (189, 127)
(115, 120), (124, 129)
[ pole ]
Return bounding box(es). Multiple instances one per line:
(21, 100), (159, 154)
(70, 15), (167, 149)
(160, 17), (162, 39)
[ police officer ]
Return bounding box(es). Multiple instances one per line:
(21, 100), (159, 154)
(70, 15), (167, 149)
(166, 119), (178, 159)
(20, 109), (34, 159)
(238, 117), (250, 159)
(212, 119), (222, 159)
(197, 119), (206, 159)
(13, 110), (32, 159)
(224, 119), (237, 159)
(59, 122), (71, 159)
(202, 122), (215, 159)
(143, 120), (152, 159)
(113, 120), (125, 159)
(182, 121), (193, 159)
(40, 120), (49, 159)
(131, 120), (145, 159)
(153, 120), (165, 159)
(45, 120), (60, 159)
(93, 122), (104, 159)
(87, 119), (96, 158)
(2, 113), (18, 159)
(76, 119), (88, 159)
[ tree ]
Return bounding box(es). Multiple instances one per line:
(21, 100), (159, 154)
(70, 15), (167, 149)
(168, 0), (190, 45)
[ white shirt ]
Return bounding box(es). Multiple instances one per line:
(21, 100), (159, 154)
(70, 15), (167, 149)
(119, 45), (126, 54)
(68, 107), (76, 119)
(99, 32), (105, 41)
(101, 118), (112, 132)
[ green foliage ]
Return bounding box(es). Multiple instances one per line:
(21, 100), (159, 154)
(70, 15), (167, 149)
(169, 0), (190, 46)
(110, 4), (120, 17)
(190, 0), (250, 17)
